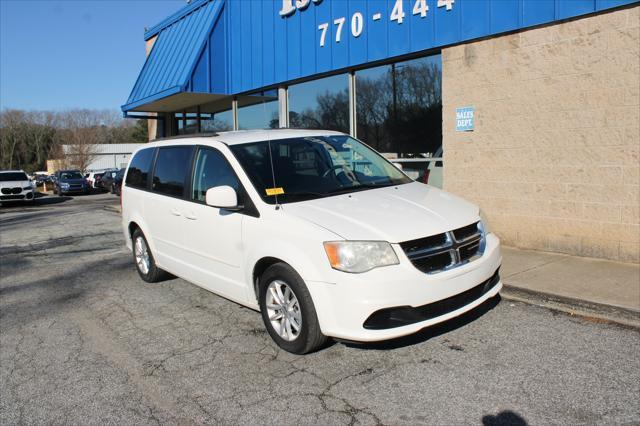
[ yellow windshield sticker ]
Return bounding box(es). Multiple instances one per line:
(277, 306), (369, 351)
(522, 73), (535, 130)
(265, 187), (285, 196)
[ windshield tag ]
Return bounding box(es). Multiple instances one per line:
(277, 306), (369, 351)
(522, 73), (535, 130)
(265, 187), (285, 196)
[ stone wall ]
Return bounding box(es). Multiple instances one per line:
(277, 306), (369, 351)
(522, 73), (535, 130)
(442, 5), (639, 262)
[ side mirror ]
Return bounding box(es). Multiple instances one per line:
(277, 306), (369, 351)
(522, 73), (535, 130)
(392, 162), (404, 171)
(205, 186), (242, 211)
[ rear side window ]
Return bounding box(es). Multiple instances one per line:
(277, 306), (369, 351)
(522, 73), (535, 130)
(152, 146), (193, 197)
(126, 148), (155, 189)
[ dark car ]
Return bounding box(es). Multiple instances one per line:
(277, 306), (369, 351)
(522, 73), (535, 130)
(54, 170), (89, 196)
(111, 169), (125, 195)
(99, 169), (119, 191)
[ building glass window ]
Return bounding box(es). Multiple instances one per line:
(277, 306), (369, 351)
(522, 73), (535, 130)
(355, 55), (442, 157)
(238, 89), (279, 129)
(202, 109), (233, 132)
(288, 74), (349, 134)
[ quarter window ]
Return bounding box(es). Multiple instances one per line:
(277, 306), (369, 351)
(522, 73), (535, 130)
(125, 148), (155, 189)
(152, 146), (193, 197)
(191, 148), (240, 202)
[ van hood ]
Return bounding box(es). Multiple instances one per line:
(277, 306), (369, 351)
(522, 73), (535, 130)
(0, 180), (31, 189)
(282, 182), (479, 243)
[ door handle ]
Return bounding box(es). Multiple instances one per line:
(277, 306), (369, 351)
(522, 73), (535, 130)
(170, 209), (181, 217)
(184, 213), (197, 220)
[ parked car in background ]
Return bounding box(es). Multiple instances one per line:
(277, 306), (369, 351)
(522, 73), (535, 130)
(0, 170), (35, 204)
(99, 169), (119, 191)
(424, 147), (443, 188)
(121, 130), (501, 354)
(54, 170), (89, 196)
(86, 171), (105, 189)
(111, 169), (125, 195)
(34, 173), (53, 185)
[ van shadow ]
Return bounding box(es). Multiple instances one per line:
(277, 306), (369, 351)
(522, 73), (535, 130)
(35, 194), (73, 205)
(482, 410), (528, 425)
(340, 294), (501, 351)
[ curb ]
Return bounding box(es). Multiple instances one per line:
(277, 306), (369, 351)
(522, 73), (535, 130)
(501, 284), (640, 329)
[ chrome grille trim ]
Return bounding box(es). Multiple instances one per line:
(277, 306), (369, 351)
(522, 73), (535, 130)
(400, 222), (485, 274)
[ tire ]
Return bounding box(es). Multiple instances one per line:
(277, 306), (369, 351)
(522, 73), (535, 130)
(258, 263), (328, 354)
(131, 228), (169, 283)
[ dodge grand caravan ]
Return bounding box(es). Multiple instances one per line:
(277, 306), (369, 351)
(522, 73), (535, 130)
(121, 130), (502, 354)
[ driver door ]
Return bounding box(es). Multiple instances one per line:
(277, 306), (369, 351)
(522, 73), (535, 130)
(180, 145), (247, 303)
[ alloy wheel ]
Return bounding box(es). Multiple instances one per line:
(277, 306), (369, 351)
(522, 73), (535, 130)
(265, 280), (302, 342)
(134, 236), (150, 275)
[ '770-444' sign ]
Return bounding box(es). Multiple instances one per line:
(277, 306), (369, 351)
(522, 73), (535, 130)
(279, 0), (455, 47)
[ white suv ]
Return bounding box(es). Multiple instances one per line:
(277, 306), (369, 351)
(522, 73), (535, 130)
(0, 170), (35, 204)
(121, 130), (501, 354)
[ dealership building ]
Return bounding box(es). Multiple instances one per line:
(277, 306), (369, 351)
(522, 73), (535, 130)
(123, 0), (639, 263)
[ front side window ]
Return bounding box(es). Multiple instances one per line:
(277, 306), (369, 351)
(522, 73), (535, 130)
(191, 148), (240, 202)
(125, 148), (155, 189)
(152, 146), (193, 197)
(230, 135), (411, 204)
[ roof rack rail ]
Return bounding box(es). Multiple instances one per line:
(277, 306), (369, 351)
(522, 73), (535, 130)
(150, 133), (219, 142)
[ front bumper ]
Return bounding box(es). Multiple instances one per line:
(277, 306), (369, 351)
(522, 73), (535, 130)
(0, 189), (34, 201)
(307, 233), (502, 342)
(60, 186), (89, 194)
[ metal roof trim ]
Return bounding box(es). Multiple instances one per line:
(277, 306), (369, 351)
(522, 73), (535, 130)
(122, 0), (224, 113)
(144, 0), (213, 41)
(121, 85), (183, 113)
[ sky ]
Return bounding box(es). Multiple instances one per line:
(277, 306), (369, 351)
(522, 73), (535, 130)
(0, 0), (186, 112)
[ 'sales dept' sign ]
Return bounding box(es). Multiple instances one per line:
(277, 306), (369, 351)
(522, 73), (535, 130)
(278, 0), (455, 47)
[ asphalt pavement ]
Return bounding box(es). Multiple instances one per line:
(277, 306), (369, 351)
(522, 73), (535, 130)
(1, 193), (639, 425)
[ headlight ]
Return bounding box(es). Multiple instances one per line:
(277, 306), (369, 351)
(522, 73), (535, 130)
(479, 209), (491, 234)
(23, 186), (32, 190)
(61, 183), (70, 189)
(323, 241), (399, 273)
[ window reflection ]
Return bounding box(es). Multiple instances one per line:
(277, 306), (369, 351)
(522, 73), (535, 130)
(238, 89), (279, 130)
(356, 55), (442, 158)
(288, 74), (349, 134)
(202, 110), (233, 132)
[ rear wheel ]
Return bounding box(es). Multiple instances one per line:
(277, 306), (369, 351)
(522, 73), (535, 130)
(132, 228), (168, 283)
(258, 263), (328, 354)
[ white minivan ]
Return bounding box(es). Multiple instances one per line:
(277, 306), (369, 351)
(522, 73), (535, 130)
(122, 130), (501, 354)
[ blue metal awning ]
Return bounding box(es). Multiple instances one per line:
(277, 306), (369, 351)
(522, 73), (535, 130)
(121, 0), (226, 113)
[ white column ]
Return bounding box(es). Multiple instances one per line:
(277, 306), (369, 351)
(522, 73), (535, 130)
(278, 86), (288, 128)
(348, 72), (357, 138)
(232, 98), (239, 130)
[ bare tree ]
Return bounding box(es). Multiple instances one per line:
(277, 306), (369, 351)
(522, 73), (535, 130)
(56, 109), (102, 172)
(0, 110), (28, 170)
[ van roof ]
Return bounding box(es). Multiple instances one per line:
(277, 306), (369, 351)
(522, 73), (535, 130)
(144, 129), (346, 148)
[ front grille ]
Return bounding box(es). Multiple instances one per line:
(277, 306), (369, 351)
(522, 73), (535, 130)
(1, 187), (21, 195)
(0, 194), (26, 200)
(363, 268), (501, 329)
(400, 222), (484, 274)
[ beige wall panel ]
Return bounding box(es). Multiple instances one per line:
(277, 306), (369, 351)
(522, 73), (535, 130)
(442, 6), (640, 263)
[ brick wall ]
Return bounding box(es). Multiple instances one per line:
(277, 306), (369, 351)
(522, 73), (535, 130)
(442, 6), (639, 263)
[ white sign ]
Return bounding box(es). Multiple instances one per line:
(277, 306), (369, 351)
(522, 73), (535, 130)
(314, 0), (455, 47)
(279, 0), (323, 17)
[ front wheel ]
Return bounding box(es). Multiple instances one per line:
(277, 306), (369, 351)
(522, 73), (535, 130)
(258, 263), (328, 354)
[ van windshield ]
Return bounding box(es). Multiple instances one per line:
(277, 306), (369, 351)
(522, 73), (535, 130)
(0, 172), (28, 182)
(60, 171), (83, 180)
(230, 135), (412, 204)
